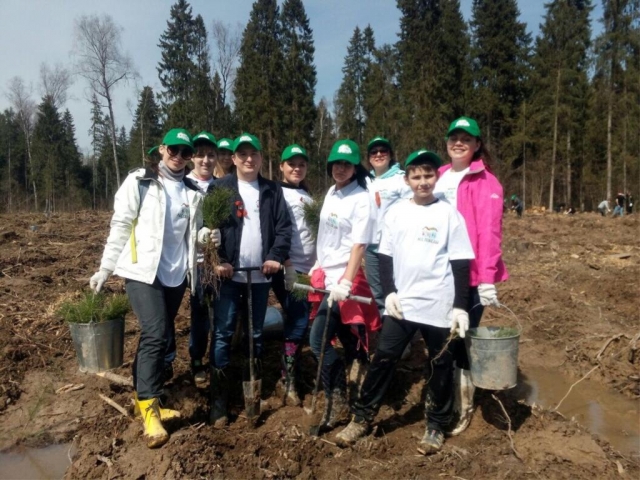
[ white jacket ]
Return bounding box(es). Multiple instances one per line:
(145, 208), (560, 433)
(98, 167), (204, 292)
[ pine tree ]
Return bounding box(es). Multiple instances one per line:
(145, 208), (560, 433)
(469, 0), (531, 179)
(128, 86), (162, 168)
(280, 0), (317, 148)
(234, 0), (285, 179)
(335, 26), (375, 143)
(88, 93), (107, 209)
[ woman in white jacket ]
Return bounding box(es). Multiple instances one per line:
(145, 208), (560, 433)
(89, 129), (205, 449)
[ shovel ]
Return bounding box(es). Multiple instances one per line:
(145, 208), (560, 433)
(294, 284), (373, 436)
(236, 266), (263, 426)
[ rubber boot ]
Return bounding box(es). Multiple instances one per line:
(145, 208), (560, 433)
(320, 360), (349, 431)
(347, 359), (368, 403)
(209, 366), (229, 428)
(137, 398), (169, 448)
(276, 341), (302, 406)
(134, 392), (181, 422)
(447, 367), (475, 436)
(335, 415), (371, 447)
(417, 427), (445, 455)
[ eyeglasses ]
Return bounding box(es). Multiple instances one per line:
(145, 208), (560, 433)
(369, 148), (389, 156)
(167, 145), (193, 160)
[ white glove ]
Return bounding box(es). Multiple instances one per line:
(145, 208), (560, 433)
(328, 279), (352, 303)
(197, 227), (221, 247)
(284, 265), (298, 291)
(478, 283), (499, 307)
(384, 292), (403, 320)
(89, 269), (112, 293)
(450, 308), (469, 338)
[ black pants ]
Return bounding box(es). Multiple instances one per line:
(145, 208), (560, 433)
(353, 315), (454, 431)
(452, 286), (484, 369)
(126, 277), (187, 400)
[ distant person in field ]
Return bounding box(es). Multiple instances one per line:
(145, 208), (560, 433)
(89, 129), (210, 449)
(270, 144), (316, 406)
(433, 116), (508, 436)
(510, 194), (523, 217)
(215, 137), (235, 178)
(613, 192), (626, 217)
(335, 150), (474, 455)
(597, 199), (610, 216)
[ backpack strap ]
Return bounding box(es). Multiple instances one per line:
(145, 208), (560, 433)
(130, 179), (152, 264)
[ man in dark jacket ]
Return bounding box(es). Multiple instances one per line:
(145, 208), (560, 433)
(206, 133), (292, 427)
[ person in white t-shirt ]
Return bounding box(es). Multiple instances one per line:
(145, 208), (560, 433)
(271, 144), (316, 406)
(308, 139), (381, 432)
(336, 149), (475, 455)
(201, 133), (292, 427)
(364, 136), (413, 318)
(89, 129), (205, 449)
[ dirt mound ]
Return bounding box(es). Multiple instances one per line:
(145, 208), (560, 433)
(0, 211), (638, 478)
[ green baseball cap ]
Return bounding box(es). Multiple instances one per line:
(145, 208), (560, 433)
(147, 146), (159, 156)
(217, 138), (233, 152)
(446, 116), (481, 139)
(328, 139), (360, 165)
(281, 144), (309, 162)
(405, 149), (442, 168)
(192, 131), (217, 146)
(162, 128), (194, 150)
(367, 136), (392, 152)
(233, 133), (262, 152)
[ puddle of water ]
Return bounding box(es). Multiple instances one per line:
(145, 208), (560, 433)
(0, 443), (72, 480)
(516, 366), (640, 457)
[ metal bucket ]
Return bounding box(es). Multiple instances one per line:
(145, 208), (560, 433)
(464, 326), (520, 390)
(68, 318), (125, 373)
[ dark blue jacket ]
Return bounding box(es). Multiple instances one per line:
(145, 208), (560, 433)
(210, 173), (292, 267)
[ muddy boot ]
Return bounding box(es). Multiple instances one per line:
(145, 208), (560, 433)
(347, 359), (368, 403)
(209, 367), (229, 428)
(137, 398), (169, 448)
(417, 428), (445, 455)
(191, 359), (207, 385)
(276, 341), (302, 406)
(320, 360), (349, 431)
(335, 416), (371, 447)
(447, 367), (475, 436)
(134, 393), (181, 422)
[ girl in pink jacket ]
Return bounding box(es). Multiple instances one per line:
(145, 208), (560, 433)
(434, 116), (508, 436)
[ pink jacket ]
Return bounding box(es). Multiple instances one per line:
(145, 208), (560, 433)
(439, 159), (508, 287)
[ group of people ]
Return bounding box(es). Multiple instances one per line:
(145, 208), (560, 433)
(89, 115), (508, 455)
(598, 192), (634, 217)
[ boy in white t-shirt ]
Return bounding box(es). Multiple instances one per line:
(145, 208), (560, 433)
(335, 150), (475, 455)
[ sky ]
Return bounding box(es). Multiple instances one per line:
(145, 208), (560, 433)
(0, 0), (604, 153)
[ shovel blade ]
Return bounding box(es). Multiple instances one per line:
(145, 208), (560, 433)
(242, 379), (262, 423)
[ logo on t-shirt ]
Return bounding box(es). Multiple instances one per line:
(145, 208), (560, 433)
(326, 212), (339, 229)
(419, 226), (438, 244)
(178, 203), (190, 219)
(254, 200), (260, 214)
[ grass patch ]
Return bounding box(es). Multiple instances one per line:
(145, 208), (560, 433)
(57, 292), (130, 324)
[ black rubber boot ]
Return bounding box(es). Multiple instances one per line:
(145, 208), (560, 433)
(320, 359), (349, 431)
(277, 341), (302, 406)
(209, 366), (229, 428)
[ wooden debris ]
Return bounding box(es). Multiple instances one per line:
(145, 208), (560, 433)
(55, 383), (85, 394)
(96, 371), (133, 387)
(99, 393), (129, 417)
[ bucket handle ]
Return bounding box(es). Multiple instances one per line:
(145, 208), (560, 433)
(471, 301), (523, 334)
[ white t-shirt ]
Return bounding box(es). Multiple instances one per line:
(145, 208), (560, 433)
(232, 179), (268, 283)
(317, 180), (375, 288)
(187, 171), (214, 194)
(156, 178), (190, 287)
(281, 185), (316, 273)
(367, 170), (413, 246)
(433, 167), (469, 208)
(378, 199), (475, 328)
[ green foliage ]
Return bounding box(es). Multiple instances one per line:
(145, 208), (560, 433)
(58, 292), (130, 324)
(301, 195), (323, 242)
(202, 187), (235, 228)
(128, 86), (162, 169)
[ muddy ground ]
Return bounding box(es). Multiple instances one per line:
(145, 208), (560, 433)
(0, 210), (638, 479)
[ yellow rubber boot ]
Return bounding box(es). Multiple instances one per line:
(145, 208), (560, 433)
(137, 398), (169, 448)
(134, 393), (181, 422)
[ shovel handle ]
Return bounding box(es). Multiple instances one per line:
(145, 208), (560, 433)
(292, 283), (373, 305)
(234, 266), (263, 273)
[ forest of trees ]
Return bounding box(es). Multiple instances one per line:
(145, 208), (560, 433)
(0, 0), (637, 212)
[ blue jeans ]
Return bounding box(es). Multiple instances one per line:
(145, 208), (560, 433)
(364, 246), (385, 318)
(189, 267), (212, 362)
(271, 270), (309, 342)
(613, 205), (624, 217)
(210, 280), (271, 369)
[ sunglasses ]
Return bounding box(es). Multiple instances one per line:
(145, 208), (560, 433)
(369, 148), (389, 156)
(166, 145), (193, 160)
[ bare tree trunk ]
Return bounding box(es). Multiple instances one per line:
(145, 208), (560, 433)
(566, 131), (571, 206)
(549, 69), (561, 211)
(92, 155), (97, 210)
(7, 146), (11, 213)
(606, 90), (613, 202)
(105, 88), (121, 186)
(622, 113), (627, 194)
(522, 101), (526, 210)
